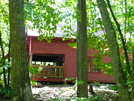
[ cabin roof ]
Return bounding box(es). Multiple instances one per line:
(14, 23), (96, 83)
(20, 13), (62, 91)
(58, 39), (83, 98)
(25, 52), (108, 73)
(27, 24), (104, 38)
(27, 24), (76, 38)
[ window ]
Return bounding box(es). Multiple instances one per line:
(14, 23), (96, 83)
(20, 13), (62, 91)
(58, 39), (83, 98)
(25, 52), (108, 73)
(93, 64), (100, 72)
(88, 57), (100, 72)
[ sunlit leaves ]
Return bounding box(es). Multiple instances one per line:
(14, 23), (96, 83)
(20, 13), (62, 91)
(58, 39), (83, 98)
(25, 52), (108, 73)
(0, 0), (9, 25)
(25, 0), (62, 41)
(0, 0), (10, 56)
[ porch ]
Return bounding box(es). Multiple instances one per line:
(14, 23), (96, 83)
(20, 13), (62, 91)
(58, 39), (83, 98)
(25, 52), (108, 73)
(31, 65), (64, 78)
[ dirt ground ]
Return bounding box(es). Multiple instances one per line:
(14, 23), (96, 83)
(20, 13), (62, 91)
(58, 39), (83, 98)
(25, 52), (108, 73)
(32, 83), (119, 101)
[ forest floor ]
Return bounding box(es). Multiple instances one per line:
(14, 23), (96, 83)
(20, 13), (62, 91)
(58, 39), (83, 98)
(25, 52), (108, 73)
(0, 83), (119, 101)
(32, 83), (119, 101)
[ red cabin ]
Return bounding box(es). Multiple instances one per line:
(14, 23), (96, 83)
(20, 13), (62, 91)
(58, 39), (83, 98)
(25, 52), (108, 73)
(27, 32), (114, 83)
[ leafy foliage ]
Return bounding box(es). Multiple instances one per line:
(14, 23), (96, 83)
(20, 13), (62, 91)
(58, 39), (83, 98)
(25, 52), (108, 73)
(108, 84), (118, 91)
(25, 0), (62, 42)
(29, 65), (41, 75)
(77, 81), (85, 85)
(0, 86), (11, 98)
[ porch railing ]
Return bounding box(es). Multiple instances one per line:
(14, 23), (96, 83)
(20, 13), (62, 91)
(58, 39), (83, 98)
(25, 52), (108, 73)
(30, 65), (64, 78)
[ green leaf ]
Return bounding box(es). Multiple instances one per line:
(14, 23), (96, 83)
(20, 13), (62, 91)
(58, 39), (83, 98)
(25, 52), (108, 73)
(64, 77), (74, 81)
(125, 81), (134, 85)
(77, 81), (85, 85)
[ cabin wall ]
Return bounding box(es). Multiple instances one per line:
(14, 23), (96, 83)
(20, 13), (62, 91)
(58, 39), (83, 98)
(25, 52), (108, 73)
(29, 36), (114, 83)
(30, 37), (77, 78)
(87, 53), (113, 83)
(88, 73), (114, 83)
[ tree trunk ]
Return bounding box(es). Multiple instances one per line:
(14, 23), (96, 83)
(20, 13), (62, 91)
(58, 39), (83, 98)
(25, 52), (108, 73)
(97, 0), (131, 101)
(77, 0), (88, 98)
(106, 0), (134, 99)
(9, 0), (33, 101)
(89, 85), (96, 97)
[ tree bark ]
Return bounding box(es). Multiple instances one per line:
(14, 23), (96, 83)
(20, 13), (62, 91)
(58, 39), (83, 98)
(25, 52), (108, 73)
(77, 0), (88, 98)
(9, 0), (33, 101)
(97, 0), (131, 101)
(89, 85), (96, 97)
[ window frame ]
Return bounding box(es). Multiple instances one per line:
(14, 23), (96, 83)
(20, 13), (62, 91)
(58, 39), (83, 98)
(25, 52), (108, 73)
(88, 56), (101, 73)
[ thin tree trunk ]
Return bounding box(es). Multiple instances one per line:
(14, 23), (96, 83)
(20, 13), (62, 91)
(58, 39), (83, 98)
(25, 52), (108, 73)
(9, 0), (33, 100)
(132, 51), (134, 77)
(106, 0), (134, 99)
(7, 39), (11, 86)
(77, 0), (88, 98)
(97, 0), (131, 101)
(0, 31), (7, 87)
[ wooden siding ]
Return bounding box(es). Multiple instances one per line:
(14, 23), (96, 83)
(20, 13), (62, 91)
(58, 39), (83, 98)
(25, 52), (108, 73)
(29, 36), (114, 83)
